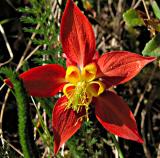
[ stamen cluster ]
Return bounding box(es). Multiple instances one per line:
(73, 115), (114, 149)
(63, 63), (105, 115)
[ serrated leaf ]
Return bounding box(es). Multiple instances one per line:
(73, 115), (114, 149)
(23, 27), (45, 35)
(21, 16), (39, 24)
(151, 1), (160, 19)
(32, 38), (50, 45)
(123, 9), (145, 27)
(18, 7), (39, 14)
(142, 33), (160, 57)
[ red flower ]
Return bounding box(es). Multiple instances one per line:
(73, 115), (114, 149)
(5, 0), (156, 155)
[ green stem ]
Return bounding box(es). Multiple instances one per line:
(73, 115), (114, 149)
(1, 68), (39, 158)
(14, 77), (39, 158)
(111, 134), (124, 158)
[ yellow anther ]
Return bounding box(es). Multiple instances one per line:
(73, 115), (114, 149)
(81, 63), (97, 82)
(65, 66), (81, 84)
(63, 83), (75, 98)
(87, 81), (105, 97)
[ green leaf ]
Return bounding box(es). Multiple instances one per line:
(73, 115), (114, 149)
(21, 16), (40, 24)
(151, 1), (160, 19)
(123, 9), (145, 27)
(142, 33), (160, 57)
(18, 7), (40, 15)
(0, 19), (12, 25)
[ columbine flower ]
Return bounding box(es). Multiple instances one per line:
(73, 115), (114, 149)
(5, 0), (156, 155)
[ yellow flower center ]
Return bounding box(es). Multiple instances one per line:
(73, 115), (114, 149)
(63, 63), (105, 117)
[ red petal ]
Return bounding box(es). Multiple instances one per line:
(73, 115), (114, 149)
(97, 51), (156, 87)
(60, 0), (96, 67)
(5, 64), (66, 97)
(52, 96), (83, 155)
(95, 90), (143, 143)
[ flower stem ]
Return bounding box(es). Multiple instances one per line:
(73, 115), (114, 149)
(111, 134), (124, 158)
(0, 68), (39, 158)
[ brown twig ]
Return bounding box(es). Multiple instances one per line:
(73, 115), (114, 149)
(2, 138), (24, 157)
(0, 83), (5, 92)
(141, 0), (150, 20)
(157, 143), (160, 158)
(141, 85), (157, 158)
(0, 88), (11, 145)
(0, 24), (14, 67)
(131, 0), (136, 8)
(23, 45), (41, 62)
(16, 23), (40, 71)
(133, 0), (141, 9)
(141, 109), (152, 158)
(134, 64), (156, 116)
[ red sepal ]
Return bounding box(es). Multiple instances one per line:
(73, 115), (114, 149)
(52, 96), (83, 155)
(97, 51), (156, 87)
(95, 90), (144, 143)
(60, 0), (96, 67)
(5, 64), (66, 97)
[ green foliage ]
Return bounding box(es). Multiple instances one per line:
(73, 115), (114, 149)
(64, 121), (109, 158)
(0, 68), (39, 158)
(123, 9), (145, 27)
(151, 1), (160, 19)
(33, 98), (53, 146)
(19, 0), (62, 66)
(142, 33), (160, 57)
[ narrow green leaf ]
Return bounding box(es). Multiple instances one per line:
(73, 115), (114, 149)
(18, 7), (40, 15)
(151, 1), (160, 19)
(21, 16), (40, 24)
(0, 19), (11, 25)
(123, 9), (145, 27)
(142, 33), (160, 57)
